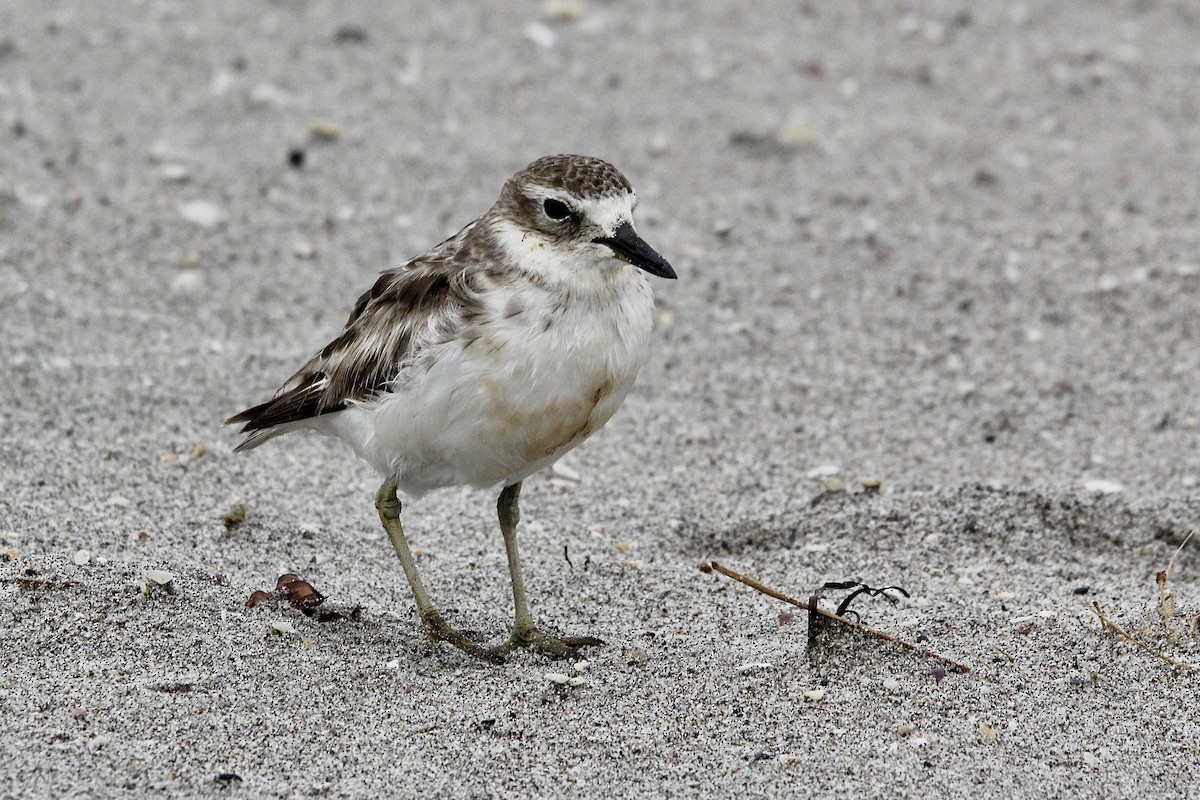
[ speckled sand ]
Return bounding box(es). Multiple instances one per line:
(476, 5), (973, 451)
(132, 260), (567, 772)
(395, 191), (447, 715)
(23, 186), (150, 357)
(2, 2), (1198, 797)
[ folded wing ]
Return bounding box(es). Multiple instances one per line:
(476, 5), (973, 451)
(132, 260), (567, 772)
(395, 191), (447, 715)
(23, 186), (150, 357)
(226, 235), (485, 452)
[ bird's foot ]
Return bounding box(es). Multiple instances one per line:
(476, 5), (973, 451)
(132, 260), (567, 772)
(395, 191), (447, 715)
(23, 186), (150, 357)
(494, 625), (604, 660)
(420, 610), (506, 664)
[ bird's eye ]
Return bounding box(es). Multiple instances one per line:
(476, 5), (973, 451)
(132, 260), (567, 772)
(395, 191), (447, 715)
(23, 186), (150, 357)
(543, 198), (571, 221)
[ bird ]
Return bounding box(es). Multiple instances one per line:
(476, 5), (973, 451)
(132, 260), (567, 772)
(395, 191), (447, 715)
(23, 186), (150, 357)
(226, 154), (676, 662)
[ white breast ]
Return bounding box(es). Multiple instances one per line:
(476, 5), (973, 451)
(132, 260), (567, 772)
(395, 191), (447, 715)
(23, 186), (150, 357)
(322, 270), (656, 496)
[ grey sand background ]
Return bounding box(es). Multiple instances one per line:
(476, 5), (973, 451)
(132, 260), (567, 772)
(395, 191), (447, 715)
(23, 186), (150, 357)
(1, 1), (1199, 797)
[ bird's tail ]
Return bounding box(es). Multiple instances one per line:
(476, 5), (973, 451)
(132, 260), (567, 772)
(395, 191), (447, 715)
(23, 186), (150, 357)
(225, 399), (289, 453)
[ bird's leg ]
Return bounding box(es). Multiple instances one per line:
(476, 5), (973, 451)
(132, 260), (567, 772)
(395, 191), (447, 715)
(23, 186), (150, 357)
(491, 481), (603, 660)
(375, 477), (501, 663)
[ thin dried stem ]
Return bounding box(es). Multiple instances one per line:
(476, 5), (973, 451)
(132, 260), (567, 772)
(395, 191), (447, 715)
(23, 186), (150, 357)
(1163, 524), (1197, 577)
(1089, 601), (1197, 672)
(700, 560), (971, 673)
(1157, 524), (1197, 633)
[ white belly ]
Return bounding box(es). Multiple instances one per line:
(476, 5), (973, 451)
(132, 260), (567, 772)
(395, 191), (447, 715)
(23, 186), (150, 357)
(319, 275), (655, 496)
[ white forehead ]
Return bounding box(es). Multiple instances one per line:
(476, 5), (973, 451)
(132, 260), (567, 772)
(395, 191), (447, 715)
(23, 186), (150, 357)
(574, 191), (636, 233)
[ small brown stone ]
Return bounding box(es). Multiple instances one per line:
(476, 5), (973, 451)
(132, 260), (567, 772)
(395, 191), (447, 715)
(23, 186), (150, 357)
(222, 502), (246, 529)
(245, 589), (272, 608)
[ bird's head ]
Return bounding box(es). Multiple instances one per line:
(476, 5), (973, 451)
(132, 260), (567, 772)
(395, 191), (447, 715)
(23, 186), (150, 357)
(489, 154), (676, 285)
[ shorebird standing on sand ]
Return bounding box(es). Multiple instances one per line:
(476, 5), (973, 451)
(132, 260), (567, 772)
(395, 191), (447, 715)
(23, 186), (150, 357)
(227, 154), (676, 662)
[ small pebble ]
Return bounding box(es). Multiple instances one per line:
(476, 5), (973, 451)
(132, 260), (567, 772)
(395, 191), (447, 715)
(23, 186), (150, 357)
(544, 672), (571, 685)
(1084, 479), (1123, 494)
(542, 0), (584, 21)
(820, 476), (845, 493)
(73, 549), (91, 566)
(179, 200), (225, 229)
(158, 163), (191, 183)
(882, 678), (900, 691)
(308, 120), (341, 141)
(524, 22), (557, 49)
(209, 68), (237, 96)
(806, 463), (840, 478)
(859, 476), (882, 491)
(292, 239), (316, 259)
(978, 724), (997, 742)
(144, 569), (174, 586)
(170, 271), (203, 295)
(567, 676), (587, 688)
(269, 620), (298, 635)
(222, 502), (246, 529)
(108, 495), (131, 507)
(249, 84), (290, 107)
(803, 688), (826, 702)
(386, 659), (400, 670)
(573, 660), (589, 672)
(776, 119), (817, 148)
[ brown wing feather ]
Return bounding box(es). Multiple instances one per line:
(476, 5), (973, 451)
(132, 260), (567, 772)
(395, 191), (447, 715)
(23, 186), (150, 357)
(226, 224), (491, 439)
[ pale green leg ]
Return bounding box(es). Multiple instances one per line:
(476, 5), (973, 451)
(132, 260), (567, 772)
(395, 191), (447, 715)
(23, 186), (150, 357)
(375, 477), (500, 663)
(491, 481), (603, 660)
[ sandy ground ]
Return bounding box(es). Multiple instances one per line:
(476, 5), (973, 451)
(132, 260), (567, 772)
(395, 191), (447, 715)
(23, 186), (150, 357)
(2, 1), (1199, 797)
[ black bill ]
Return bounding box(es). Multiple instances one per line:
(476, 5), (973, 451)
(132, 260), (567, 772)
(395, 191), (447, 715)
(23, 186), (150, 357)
(593, 222), (676, 279)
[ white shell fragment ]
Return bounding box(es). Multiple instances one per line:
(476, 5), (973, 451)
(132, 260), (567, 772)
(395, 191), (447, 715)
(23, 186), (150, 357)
(179, 200), (225, 228)
(144, 569), (174, 586)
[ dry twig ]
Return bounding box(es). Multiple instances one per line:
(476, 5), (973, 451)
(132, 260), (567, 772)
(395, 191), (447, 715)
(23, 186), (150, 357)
(1088, 601), (1197, 672)
(1156, 524), (1196, 635)
(700, 559), (971, 673)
